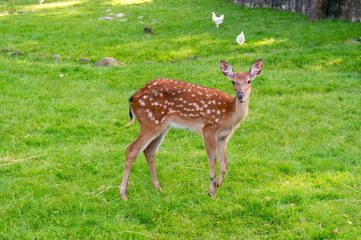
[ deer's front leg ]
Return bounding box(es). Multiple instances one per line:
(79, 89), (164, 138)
(216, 137), (228, 188)
(202, 129), (218, 196)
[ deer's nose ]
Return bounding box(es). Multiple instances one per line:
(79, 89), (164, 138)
(236, 92), (245, 102)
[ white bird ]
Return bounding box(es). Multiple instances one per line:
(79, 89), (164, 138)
(236, 32), (245, 45)
(39, 0), (44, 4)
(211, 12), (224, 28)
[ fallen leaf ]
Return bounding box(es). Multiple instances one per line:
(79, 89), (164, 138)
(332, 228), (338, 234)
(347, 221), (353, 225)
(216, 221), (222, 224)
(152, 218), (155, 221)
(290, 203), (295, 206)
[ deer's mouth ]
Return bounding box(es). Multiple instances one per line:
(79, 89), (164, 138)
(236, 92), (245, 102)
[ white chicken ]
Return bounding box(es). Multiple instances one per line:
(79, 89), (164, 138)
(236, 31), (245, 45)
(211, 12), (224, 28)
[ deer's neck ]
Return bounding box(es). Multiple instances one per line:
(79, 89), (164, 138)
(231, 97), (249, 125)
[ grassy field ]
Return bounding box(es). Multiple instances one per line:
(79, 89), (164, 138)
(1, 0), (361, 238)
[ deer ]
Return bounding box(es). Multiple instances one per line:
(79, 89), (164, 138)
(120, 59), (263, 201)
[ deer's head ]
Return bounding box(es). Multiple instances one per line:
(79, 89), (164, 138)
(220, 59), (263, 102)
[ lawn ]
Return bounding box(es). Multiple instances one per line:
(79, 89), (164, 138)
(0, 0), (360, 239)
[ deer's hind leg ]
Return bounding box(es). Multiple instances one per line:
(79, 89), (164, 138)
(144, 129), (169, 191)
(120, 126), (164, 201)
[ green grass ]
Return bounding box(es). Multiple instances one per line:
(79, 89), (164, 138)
(1, 0), (361, 239)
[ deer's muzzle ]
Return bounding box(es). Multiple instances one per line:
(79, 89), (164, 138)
(236, 92), (245, 102)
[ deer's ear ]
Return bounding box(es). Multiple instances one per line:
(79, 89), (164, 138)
(220, 60), (234, 80)
(249, 59), (263, 79)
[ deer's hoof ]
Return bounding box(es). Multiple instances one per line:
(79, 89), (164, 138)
(120, 191), (128, 201)
(216, 180), (222, 188)
(154, 184), (163, 192)
(120, 195), (128, 201)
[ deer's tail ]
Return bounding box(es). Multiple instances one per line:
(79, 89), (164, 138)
(124, 95), (135, 127)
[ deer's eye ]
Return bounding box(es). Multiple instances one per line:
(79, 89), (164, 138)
(232, 80), (235, 85)
(247, 80), (251, 84)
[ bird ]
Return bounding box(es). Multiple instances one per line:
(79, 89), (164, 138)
(236, 32), (245, 45)
(211, 12), (224, 28)
(39, 0), (44, 4)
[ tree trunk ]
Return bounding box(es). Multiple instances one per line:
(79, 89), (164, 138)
(308, 0), (330, 21)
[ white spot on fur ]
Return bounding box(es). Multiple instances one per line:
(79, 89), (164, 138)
(215, 118), (219, 122)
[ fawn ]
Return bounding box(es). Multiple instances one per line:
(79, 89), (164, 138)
(120, 59), (263, 200)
